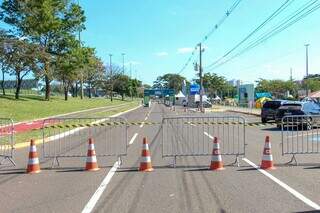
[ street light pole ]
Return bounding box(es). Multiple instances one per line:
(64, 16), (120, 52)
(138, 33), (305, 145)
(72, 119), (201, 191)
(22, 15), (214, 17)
(109, 54), (113, 102)
(305, 44), (310, 97)
(199, 43), (204, 112)
(122, 53), (125, 75)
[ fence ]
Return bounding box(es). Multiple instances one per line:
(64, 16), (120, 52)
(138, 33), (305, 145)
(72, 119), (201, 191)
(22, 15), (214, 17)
(281, 115), (320, 165)
(0, 118), (15, 166)
(162, 116), (246, 166)
(42, 117), (128, 167)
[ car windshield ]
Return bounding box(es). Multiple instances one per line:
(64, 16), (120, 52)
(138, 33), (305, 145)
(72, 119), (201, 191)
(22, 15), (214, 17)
(263, 101), (282, 109)
(279, 104), (302, 110)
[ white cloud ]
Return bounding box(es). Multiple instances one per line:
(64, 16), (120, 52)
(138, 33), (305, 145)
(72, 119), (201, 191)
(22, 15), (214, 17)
(177, 47), (194, 54)
(155, 52), (168, 57)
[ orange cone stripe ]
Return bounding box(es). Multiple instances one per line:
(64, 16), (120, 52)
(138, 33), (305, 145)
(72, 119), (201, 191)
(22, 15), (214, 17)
(142, 149), (150, 156)
(87, 149), (96, 156)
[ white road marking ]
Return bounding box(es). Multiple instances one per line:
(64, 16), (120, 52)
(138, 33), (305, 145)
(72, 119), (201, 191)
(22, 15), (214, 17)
(129, 133), (138, 145)
(139, 122), (144, 128)
(81, 161), (120, 213)
(242, 158), (320, 210)
(82, 105), (152, 213)
(287, 131), (318, 138)
(144, 116), (148, 121)
(203, 131), (320, 210)
(204, 131), (213, 139)
(190, 123), (196, 127)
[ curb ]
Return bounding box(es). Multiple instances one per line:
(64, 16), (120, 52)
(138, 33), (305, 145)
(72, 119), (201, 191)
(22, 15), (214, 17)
(13, 104), (142, 150)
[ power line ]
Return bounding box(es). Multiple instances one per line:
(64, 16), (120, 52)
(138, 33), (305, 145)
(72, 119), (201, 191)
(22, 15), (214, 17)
(177, 0), (243, 75)
(207, 0), (320, 71)
(205, 0), (295, 69)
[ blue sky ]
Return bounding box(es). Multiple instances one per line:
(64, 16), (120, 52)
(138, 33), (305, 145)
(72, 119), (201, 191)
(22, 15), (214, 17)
(2, 0), (320, 85)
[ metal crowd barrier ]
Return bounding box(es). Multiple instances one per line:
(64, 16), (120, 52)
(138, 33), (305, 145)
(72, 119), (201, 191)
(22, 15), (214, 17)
(162, 116), (246, 166)
(0, 118), (15, 166)
(281, 115), (320, 165)
(42, 117), (128, 167)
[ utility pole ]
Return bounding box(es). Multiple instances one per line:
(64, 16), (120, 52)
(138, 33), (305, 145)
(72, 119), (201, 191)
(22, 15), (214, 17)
(122, 53), (125, 75)
(77, 0), (84, 99)
(305, 44), (310, 97)
(290, 68), (293, 81)
(199, 43), (204, 112)
(109, 54), (113, 102)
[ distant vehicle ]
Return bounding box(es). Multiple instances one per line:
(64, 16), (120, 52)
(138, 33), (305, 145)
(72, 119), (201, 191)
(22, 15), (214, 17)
(203, 100), (212, 108)
(182, 99), (187, 107)
(261, 100), (286, 123)
(275, 101), (320, 129)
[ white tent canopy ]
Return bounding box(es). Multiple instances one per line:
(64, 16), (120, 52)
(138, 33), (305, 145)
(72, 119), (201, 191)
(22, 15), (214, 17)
(176, 91), (185, 98)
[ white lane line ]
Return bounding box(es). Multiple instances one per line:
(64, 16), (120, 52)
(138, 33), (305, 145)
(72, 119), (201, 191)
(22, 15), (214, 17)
(82, 106), (152, 213)
(139, 122), (144, 128)
(129, 133), (138, 145)
(204, 131), (213, 139)
(287, 131), (317, 138)
(190, 123), (196, 127)
(144, 116), (148, 121)
(203, 131), (320, 210)
(242, 158), (320, 210)
(82, 161), (120, 213)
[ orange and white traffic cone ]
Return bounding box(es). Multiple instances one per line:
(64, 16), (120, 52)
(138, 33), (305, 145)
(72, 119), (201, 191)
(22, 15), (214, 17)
(27, 139), (41, 174)
(85, 138), (100, 171)
(260, 136), (276, 170)
(210, 137), (225, 171)
(139, 137), (154, 172)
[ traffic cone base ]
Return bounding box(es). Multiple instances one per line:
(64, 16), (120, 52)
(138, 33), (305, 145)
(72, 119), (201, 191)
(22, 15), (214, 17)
(139, 162), (154, 172)
(85, 138), (100, 171)
(210, 162), (225, 171)
(26, 139), (41, 174)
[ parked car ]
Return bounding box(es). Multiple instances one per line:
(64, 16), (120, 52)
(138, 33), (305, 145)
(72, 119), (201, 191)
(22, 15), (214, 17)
(261, 100), (287, 123)
(275, 101), (320, 129)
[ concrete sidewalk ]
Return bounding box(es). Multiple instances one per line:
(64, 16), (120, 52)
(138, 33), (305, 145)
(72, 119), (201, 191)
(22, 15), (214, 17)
(211, 105), (261, 116)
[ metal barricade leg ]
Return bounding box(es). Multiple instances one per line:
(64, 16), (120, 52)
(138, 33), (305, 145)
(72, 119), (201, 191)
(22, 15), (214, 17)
(51, 157), (60, 168)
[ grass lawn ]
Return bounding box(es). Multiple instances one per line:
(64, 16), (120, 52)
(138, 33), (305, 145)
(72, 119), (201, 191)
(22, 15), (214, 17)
(13, 101), (140, 144)
(0, 94), (140, 122)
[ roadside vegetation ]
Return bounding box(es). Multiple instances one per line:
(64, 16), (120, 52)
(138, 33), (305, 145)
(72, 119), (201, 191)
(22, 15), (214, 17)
(0, 0), (145, 102)
(0, 94), (139, 122)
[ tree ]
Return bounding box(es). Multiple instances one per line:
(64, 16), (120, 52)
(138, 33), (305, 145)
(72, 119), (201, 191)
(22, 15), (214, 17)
(104, 64), (122, 101)
(113, 74), (130, 100)
(255, 78), (298, 99)
(303, 75), (320, 92)
(153, 74), (187, 92)
(0, 35), (41, 99)
(81, 50), (105, 98)
(0, 0), (86, 100)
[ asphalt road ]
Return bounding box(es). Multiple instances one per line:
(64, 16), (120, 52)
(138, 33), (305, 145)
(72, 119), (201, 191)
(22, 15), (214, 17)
(0, 103), (320, 213)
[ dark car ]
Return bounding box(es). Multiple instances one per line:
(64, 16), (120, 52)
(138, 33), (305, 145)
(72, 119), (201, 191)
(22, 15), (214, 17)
(275, 101), (320, 129)
(261, 100), (286, 123)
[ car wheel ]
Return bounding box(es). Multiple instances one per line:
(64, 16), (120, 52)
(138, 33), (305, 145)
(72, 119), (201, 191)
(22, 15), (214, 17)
(261, 118), (267, 123)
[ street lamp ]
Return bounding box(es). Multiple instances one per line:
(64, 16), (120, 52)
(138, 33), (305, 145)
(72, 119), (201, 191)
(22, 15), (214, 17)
(122, 53), (125, 75)
(109, 54), (113, 102)
(305, 44), (310, 97)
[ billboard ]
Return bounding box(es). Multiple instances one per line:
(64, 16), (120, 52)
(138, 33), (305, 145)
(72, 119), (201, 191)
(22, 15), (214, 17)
(238, 84), (254, 106)
(190, 84), (200, 95)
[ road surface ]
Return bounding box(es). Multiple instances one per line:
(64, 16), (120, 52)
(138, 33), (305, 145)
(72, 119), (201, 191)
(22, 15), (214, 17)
(0, 103), (319, 213)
